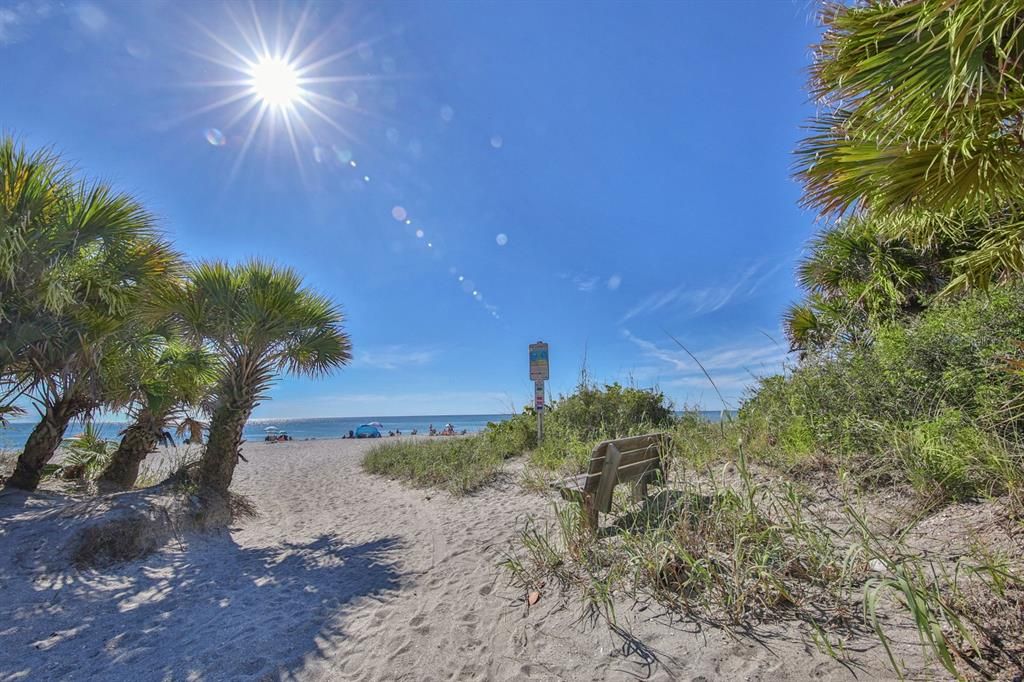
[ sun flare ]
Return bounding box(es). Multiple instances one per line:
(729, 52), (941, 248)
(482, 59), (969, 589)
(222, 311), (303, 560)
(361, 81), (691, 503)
(249, 56), (299, 108)
(185, 5), (375, 179)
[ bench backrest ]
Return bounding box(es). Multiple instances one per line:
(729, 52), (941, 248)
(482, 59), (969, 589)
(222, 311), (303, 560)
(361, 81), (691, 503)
(584, 433), (670, 513)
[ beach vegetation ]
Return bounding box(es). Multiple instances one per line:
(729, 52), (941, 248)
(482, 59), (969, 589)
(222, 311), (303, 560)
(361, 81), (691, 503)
(42, 421), (116, 481)
(0, 136), (181, 490)
(0, 137), (351, 501)
(158, 260), (352, 494)
(505, 2), (1024, 677)
(362, 414), (535, 495)
(795, 0), (1024, 291)
(529, 381), (675, 474)
(98, 335), (219, 489)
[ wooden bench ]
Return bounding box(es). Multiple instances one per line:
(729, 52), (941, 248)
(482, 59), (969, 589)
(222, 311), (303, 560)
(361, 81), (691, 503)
(551, 433), (671, 530)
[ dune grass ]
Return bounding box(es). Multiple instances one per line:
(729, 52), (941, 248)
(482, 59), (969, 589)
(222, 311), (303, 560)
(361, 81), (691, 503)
(495, 378), (1024, 680)
(504, 440), (1024, 680)
(362, 437), (505, 495)
(361, 414), (536, 495)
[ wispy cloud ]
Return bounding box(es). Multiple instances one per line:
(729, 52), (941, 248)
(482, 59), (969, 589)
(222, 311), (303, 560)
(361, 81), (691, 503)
(352, 345), (438, 370)
(559, 271), (618, 294)
(573, 274), (600, 292)
(620, 262), (777, 322)
(621, 329), (790, 407)
(0, 1), (53, 45)
(746, 262), (785, 297)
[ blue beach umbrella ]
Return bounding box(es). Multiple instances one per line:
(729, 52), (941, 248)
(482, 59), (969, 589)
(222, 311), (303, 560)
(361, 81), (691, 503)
(354, 424), (382, 438)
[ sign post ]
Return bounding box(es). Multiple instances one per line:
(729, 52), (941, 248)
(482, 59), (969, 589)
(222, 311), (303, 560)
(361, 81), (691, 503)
(529, 342), (549, 442)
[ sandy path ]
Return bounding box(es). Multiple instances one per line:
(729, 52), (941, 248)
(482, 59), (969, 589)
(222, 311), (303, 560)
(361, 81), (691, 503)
(0, 439), (915, 681)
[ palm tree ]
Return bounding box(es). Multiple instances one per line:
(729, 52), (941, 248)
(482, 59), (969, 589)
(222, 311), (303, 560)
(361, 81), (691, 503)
(98, 336), (218, 489)
(785, 217), (947, 353)
(1, 137), (180, 490)
(162, 260), (351, 493)
(795, 1), (1024, 288)
(798, 0), (1024, 214)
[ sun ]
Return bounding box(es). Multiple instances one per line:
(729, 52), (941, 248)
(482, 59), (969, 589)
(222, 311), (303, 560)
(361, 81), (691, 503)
(183, 4), (375, 179)
(249, 56), (299, 109)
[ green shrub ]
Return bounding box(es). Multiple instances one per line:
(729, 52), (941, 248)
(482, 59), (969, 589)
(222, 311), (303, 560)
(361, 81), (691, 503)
(890, 411), (1018, 502)
(528, 382), (677, 473)
(481, 412), (536, 457)
(42, 423), (116, 481)
(739, 285), (1024, 498)
(546, 381), (674, 441)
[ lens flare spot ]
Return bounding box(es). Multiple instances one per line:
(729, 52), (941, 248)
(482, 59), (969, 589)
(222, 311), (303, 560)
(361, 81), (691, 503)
(77, 2), (108, 32)
(490, 135), (503, 149)
(440, 105), (454, 122)
(391, 206), (407, 222)
(496, 233), (508, 246)
(457, 275), (464, 282)
(415, 229), (424, 238)
(349, 160), (357, 168)
(404, 219), (412, 225)
(427, 242), (433, 248)
(333, 146), (352, 164)
(204, 128), (226, 146)
(363, 175), (370, 182)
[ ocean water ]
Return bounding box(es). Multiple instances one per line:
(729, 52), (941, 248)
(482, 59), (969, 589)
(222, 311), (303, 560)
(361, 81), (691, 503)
(0, 410), (734, 450)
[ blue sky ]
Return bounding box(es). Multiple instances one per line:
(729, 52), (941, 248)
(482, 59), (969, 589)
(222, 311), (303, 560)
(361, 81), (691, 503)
(1, 0), (822, 418)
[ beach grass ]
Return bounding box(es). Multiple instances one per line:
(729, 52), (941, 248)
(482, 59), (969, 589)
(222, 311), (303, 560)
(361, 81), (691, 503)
(362, 437), (504, 495)
(505, 436), (1024, 679)
(361, 414), (536, 495)
(492, 377), (1024, 680)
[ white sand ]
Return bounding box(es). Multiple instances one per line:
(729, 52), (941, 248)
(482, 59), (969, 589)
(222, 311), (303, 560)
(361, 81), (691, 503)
(0, 438), (922, 680)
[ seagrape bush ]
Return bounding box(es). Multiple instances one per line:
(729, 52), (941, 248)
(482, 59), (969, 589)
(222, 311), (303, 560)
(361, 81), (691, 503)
(481, 412), (537, 457)
(546, 382), (674, 441)
(530, 382), (676, 472)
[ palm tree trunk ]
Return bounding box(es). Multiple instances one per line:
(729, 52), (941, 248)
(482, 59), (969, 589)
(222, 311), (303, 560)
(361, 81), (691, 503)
(6, 392), (90, 491)
(98, 409), (162, 489)
(199, 379), (256, 493)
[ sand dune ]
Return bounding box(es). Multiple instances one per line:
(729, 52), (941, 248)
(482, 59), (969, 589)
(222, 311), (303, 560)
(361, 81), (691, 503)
(0, 438), (919, 680)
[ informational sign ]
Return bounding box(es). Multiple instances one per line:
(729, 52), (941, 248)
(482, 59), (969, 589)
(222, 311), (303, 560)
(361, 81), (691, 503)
(534, 380), (545, 410)
(529, 342), (549, 381)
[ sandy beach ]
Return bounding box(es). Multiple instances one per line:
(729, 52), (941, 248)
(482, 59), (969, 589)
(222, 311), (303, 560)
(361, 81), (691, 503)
(0, 439), (920, 681)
